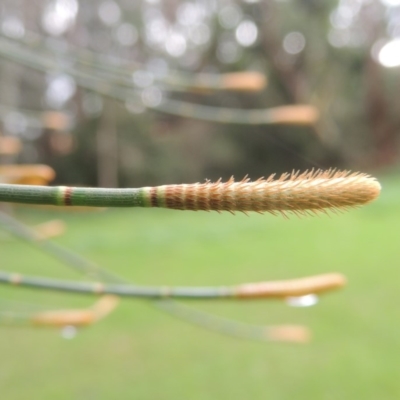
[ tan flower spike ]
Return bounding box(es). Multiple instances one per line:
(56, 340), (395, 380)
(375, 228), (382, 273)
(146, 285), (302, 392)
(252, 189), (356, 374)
(151, 169), (381, 216)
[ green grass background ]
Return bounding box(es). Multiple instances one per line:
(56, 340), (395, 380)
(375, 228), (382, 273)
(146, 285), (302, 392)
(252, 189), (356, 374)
(0, 173), (399, 399)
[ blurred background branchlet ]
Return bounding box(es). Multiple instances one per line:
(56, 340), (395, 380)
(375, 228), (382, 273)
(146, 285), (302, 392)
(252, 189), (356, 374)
(0, 0), (399, 187)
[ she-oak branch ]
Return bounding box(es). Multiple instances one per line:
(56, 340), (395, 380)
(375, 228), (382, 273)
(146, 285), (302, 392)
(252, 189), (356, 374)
(0, 169), (381, 215)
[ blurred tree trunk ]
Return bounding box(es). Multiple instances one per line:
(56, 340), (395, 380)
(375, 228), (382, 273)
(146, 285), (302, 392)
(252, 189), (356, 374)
(258, 2), (324, 141)
(96, 100), (119, 188)
(364, 56), (396, 168)
(259, 3), (309, 104)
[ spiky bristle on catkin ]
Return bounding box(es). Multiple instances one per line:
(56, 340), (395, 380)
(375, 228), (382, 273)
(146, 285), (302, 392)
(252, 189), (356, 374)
(151, 169), (381, 216)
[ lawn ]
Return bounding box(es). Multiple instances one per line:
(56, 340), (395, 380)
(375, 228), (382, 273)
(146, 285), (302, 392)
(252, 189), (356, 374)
(0, 173), (399, 399)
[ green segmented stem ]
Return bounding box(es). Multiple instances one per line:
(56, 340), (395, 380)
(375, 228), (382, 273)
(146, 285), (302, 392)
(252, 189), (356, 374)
(0, 272), (230, 299)
(0, 170), (381, 215)
(0, 211), (347, 301)
(0, 270), (344, 300)
(0, 184), (146, 207)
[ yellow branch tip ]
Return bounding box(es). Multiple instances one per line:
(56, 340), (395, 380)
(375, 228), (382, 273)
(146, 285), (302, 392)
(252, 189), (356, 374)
(266, 325), (311, 343)
(236, 273), (347, 299)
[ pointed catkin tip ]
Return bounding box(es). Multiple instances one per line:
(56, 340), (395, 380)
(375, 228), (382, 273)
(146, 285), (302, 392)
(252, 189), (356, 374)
(221, 72), (267, 92)
(235, 273), (346, 299)
(266, 325), (311, 343)
(364, 176), (381, 203)
(268, 105), (319, 125)
(31, 310), (95, 327)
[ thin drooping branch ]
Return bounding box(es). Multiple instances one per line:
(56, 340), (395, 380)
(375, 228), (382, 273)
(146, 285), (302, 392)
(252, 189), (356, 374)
(0, 298), (309, 343)
(0, 295), (119, 328)
(0, 211), (318, 342)
(153, 301), (310, 343)
(14, 28), (267, 94)
(0, 270), (345, 299)
(0, 36), (316, 126)
(0, 210), (120, 282)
